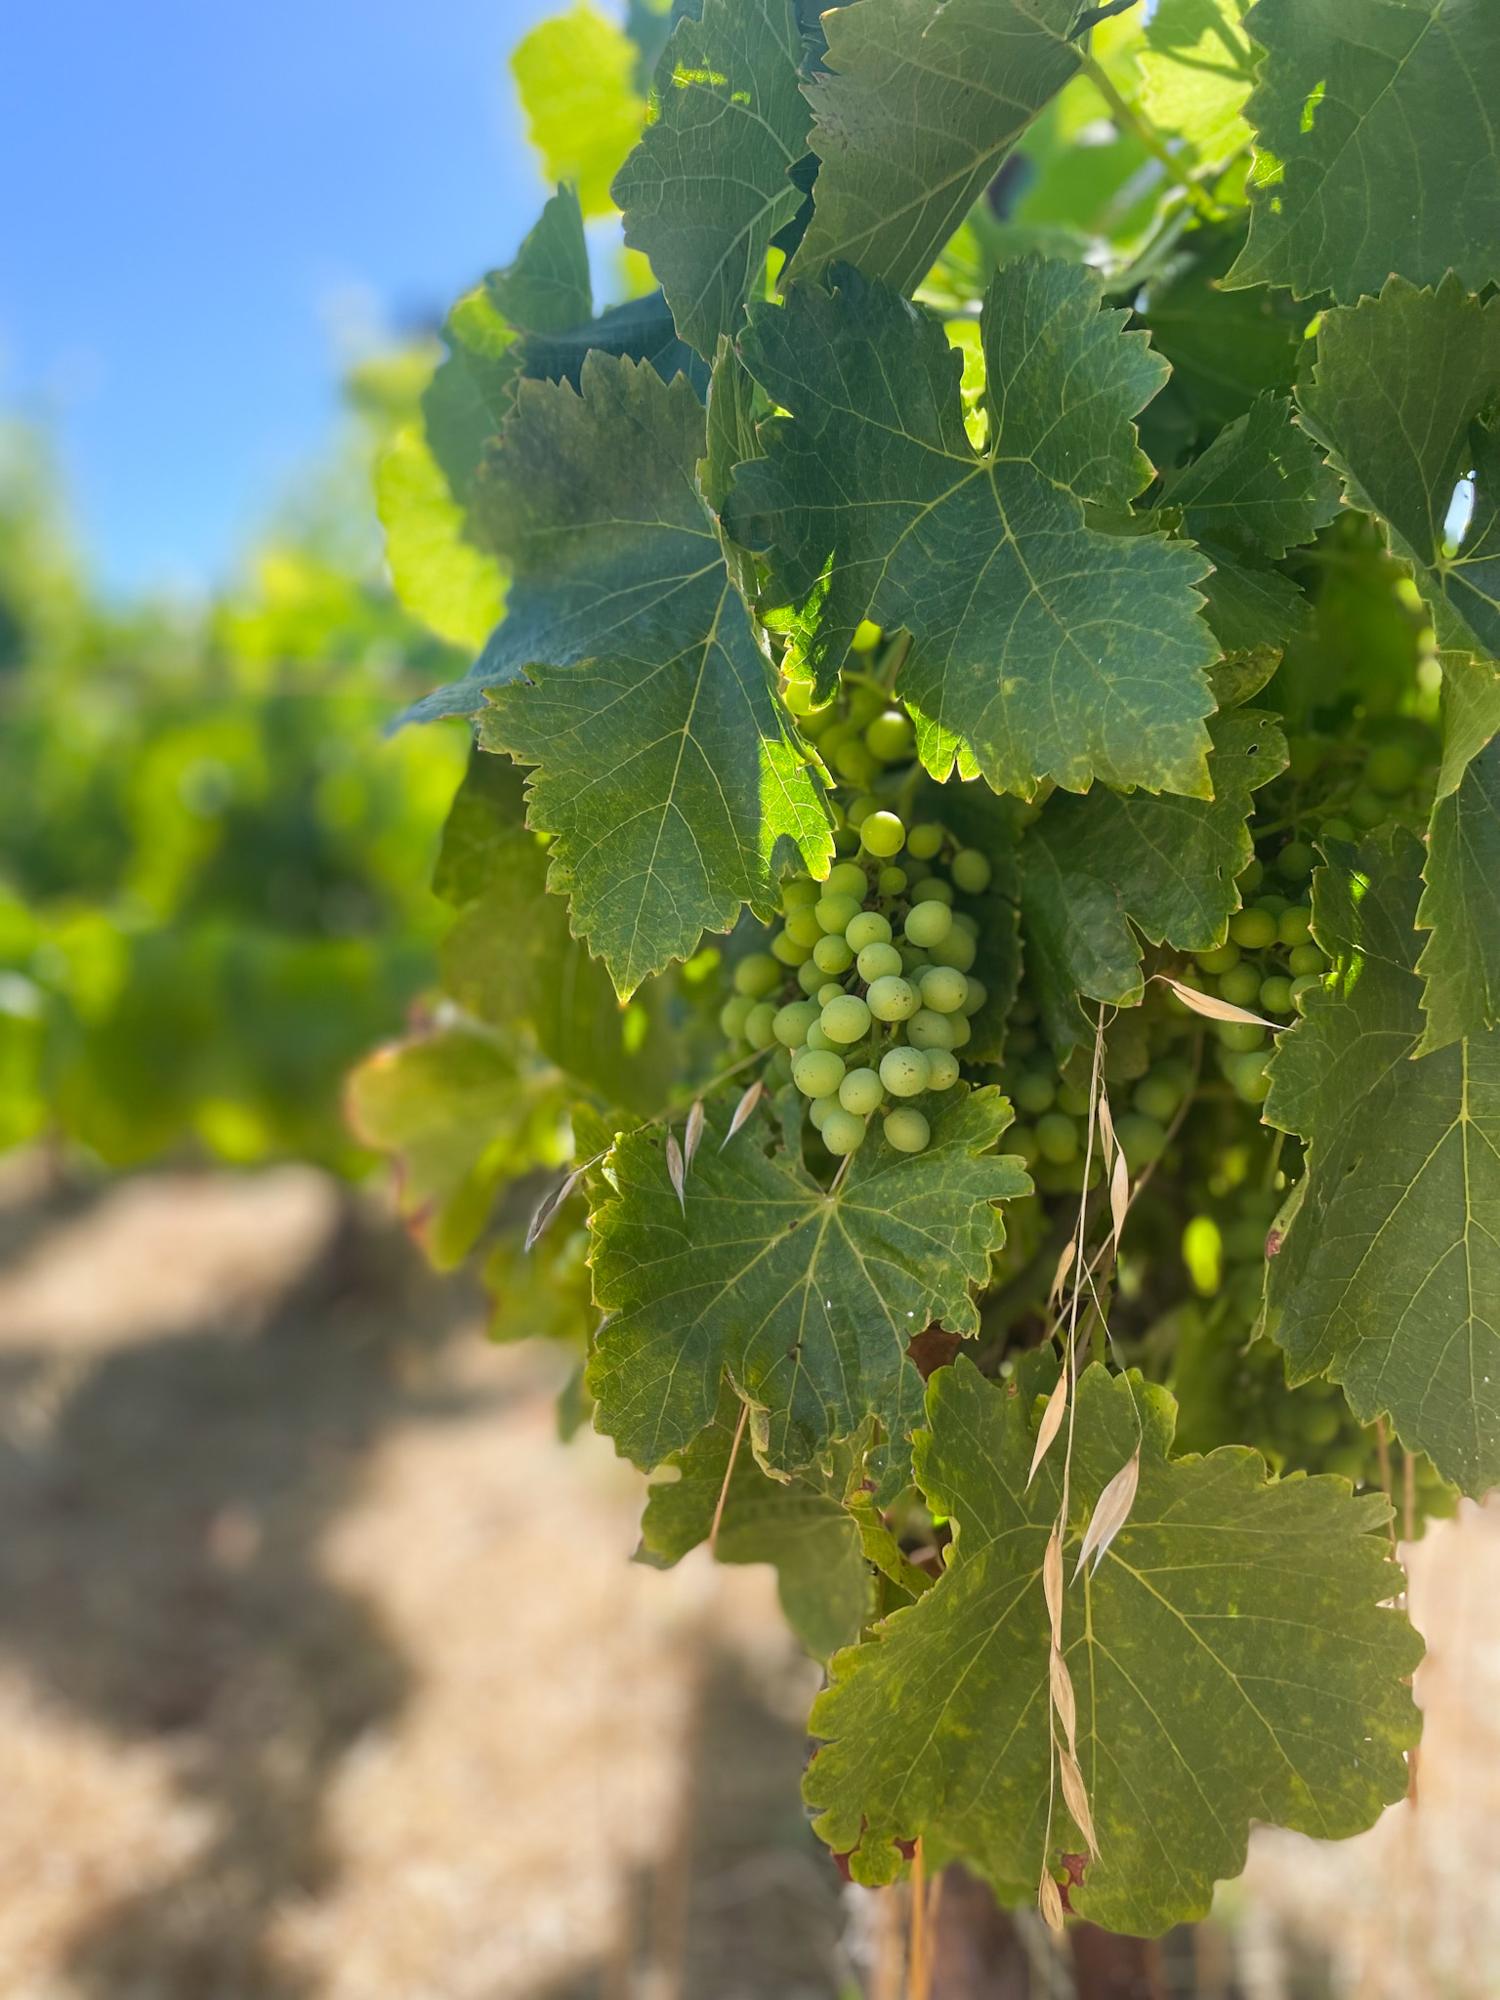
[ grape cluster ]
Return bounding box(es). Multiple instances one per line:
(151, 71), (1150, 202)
(720, 803), (991, 1159)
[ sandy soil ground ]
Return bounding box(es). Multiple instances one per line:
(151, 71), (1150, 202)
(0, 1159), (1495, 2000)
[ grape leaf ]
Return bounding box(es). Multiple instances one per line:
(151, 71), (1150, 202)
(1262, 831), (1500, 1494)
(1136, 0), (1255, 170)
(786, 0), (1079, 296)
(728, 259), (1217, 799)
(1297, 277), (1500, 661)
(614, 0), (809, 357)
(421, 355), (830, 993)
(1417, 739), (1500, 1053)
(1138, 227), (1308, 440)
(805, 1358), (1420, 1933)
(637, 1390), (875, 1659)
(1227, 0), (1500, 303)
(1165, 393), (1342, 566)
(511, 3), (646, 217)
(375, 423), (506, 650)
(587, 1088), (1031, 1492)
(1019, 709), (1287, 1050)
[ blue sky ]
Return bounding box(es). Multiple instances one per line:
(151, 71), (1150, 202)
(0, 0), (570, 595)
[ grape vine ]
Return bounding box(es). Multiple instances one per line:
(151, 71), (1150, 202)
(357, 0), (1500, 1953)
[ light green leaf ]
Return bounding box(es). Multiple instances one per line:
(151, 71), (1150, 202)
(806, 1358), (1420, 1933)
(511, 4), (647, 217)
(1262, 831), (1500, 1494)
(614, 0), (809, 356)
(1417, 738), (1500, 1052)
(1020, 709), (1287, 1050)
(375, 424), (506, 649)
(729, 259), (1216, 799)
(1227, 0), (1500, 302)
(1137, 0), (1256, 169)
(588, 1088), (1031, 1489)
(786, 0), (1079, 296)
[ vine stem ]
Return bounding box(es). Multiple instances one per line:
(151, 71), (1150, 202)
(908, 1838), (931, 2000)
(1076, 50), (1222, 221)
(707, 1398), (749, 1556)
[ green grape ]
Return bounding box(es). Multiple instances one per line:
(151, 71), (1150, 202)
(765, 1049), (794, 1091)
(773, 1000), (819, 1047)
(847, 681), (885, 727)
(920, 965), (969, 1014)
(852, 619), (882, 652)
(1291, 972), (1323, 1009)
(798, 703), (836, 740)
(1055, 1079), (1091, 1117)
(911, 876), (955, 907)
(927, 926), (977, 972)
(879, 1046), (930, 1097)
(1195, 941), (1240, 975)
(905, 900), (953, 948)
(1008, 1123), (1039, 1166)
(962, 977), (986, 1016)
(1036, 1112), (1079, 1165)
(877, 865), (907, 897)
(1286, 734), (1325, 780)
(1260, 975), (1295, 1015)
(1366, 741), (1418, 795)
(832, 824), (862, 856)
(846, 909), (893, 951)
(867, 974), (920, 1021)
(822, 993), (872, 1044)
(1236, 856), (1265, 895)
(1302, 1403), (1343, 1447)
(1349, 785), (1388, 829)
(1276, 840), (1314, 880)
(1277, 905), (1313, 949)
(856, 941), (903, 983)
(845, 793), (879, 829)
(860, 809), (907, 857)
(719, 995), (754, 1039)
(948, 1015), (972, 1049)
(898, 946), (929, 975)
(797, 960), (825, 996)
(906, 822), (945, 860)
(813, 933), (855, 975)
(1219, 964), (1262, 1007)
(784, 905), (823, 949)
(832, 738), (880, 786)
(884, 1107), (930, 1153)
(1216, 1021), (1266, 1053)
(1223, 1050), (1271, 1103)
(1229, 907), (1278, 950)
(794, 1049), (845, 1098)
(1115, 1112), (1167, 1172)
(907, 1008), (955, 1051)
(839, 1066), (885, 1115)
(820, 720), (856, 758)
(745, 1001), (777, 1049)
(864, 709), (914, 762)
(1132, 1070), (1182, 1122)
(1014, 1070), (1056, 1115)
(807, 1093), (835, 1131)
(803, 1021), (834, 1052)
(953, 910), (979, 937)
(1320, 816), (1354, 841)
(771, 929), (810, 966)
(1254, 892), (1291, 919)
(1288, 942), (1325, 976)
(781, 877), (818, 911)
(816, 891), (861, 935)
(734, 951), (781, 997)
(782, 679), (821, 717)
(924, 1049), (959, 1090)
(818, 982), (845, 1007)
(827, 860), (869, 897)
(821, 1107), (867, 1155)
(950, 847), (991, 893)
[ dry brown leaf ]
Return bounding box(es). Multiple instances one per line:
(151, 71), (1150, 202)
(1046, 1238), (1076, 1310)
(683, 1098), (705, 1172)
(1027, 1369), (1069, 1487)
(665, 1134), (687, 1211)
(1038, 1870), (1065, 1936)
(1156, 975), (1280, 1031)
(1074, 1446), (1141, 1579)
(1049, 1643), (1077, 1753)
(1095, 1088), (1118, 1168)
(1107, 1144), (1130, 1256)
(720, 1077), (763, 1148)
(1058, 1747), (1098, 1856)
(525, 1167), (583, 1251)
(1043, 1529), (1064, 1647)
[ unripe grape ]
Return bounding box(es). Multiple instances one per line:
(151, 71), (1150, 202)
(1223, 1049), (1271, 1103)
(1195, 941), (1240, 975)
(1320, 816), (1354, 841)
(856, 941), (903, 983)
(845, 793), (879, 829)
(860, 809), (907, 857)
(1367, 741), (1419, 795)
(906, 822), (945, 860)
(1288, 942), (1325, 976)
(734, 951), (781, 997)
(911, 876), (955, 906)
(1115, 1112), (1167, 1171)
(1286, 735), (1326, 780)
(1014, 1071), (1056, 1115)
(818, 981), (844, 1007)
(1220, 964), (1262, 1008)
(1055, 1079), (1091, 1117)
(784, 905), (823, 949)
(803, 1021), (834, 1052)
(904, 858), (931, 883)
(745, 1002), (777, 1049)
(1255, 892), (1290, 918)
(1277, 905), (1313, 948)
(898, 946), (928, 975)
(884, 1108), (930, 1153)
(771, 929), (809, 966)
(773, 1000), (819, 1047)
(807, 1093), (834, 1131)
(920, 965), (969, 1014)
(907, 1008), (955, 1051)
(904, 900), (953, 949)
(794, 1049), (845, 1098)
(852, 618), (882, 651)
(832, 739), (880, 786)
(953, 910), (979, 936)
(821, 1107), (867, 1155)
(847, 681), (884, 727)
(765, 1049), (793, 1091)
(864, 709), (914, 762)
(781, 877), (818, 911)
(782, 679), (821, 717)
(1277, 840), (1314, 879)
(928, 926), (976, 972)
(816, 891), (861, 935)
(867, 974), (920, 1022)
(950, 847), (991, 893)
(1237, 857), (1265, 895)
(797, 702), (835, 740)
(1260, 975), (1295, 1015)
(1036, 1112), (1079, 1164)
(839, 1066), (885, 1116)
(822, 993), (872, 1044)
(962, 977), (986, 1016)
(948, 1014), (971, 1049)
(1229, 907), (1277, 950)
(719, 995), (754, 1039)
(1291, 972), (1323, 1009)
(797, 960), (825, 995)
(846, 910), (892, 951)
(832, 824), (861, 856)
(1008, 1124), (1039, 1166)
(1217, 1021), (1266, 1053)
(1132, 1070), (1182, 1122)
(880, 1046), (930, 1097)
(924, 1049), (960, 1090)
(813, 933), (855, 975)
(1349, 786), (1387, 829)
(877, 865), (907, 897)
(827, 860), (868, 897)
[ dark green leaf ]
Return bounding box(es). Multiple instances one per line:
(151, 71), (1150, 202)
(1417, 738), (1500, 1052)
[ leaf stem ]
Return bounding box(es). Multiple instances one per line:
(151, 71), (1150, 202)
(708, 1398), (750, 1556)
(1077, 50), (1222, 222)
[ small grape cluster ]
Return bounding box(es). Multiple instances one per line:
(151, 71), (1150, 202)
(719, 806), (991, 1159)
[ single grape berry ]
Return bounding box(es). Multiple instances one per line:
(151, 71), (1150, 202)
(773, 1000), (819, 1047)
(734, 952), (780, 997)
(1036, 1112), (1079, 1164)
(771, 930), (809, 966)
(1219, 964), (1262, 1008)
(877, 865), (907, 897)
(781, 877), (818, 910)
(1288, 942), (1325, 976)
(856, 941), (903, 983)
(813, 933), (855, 975)
(924, 1049), (960, 1090)
(803, 1021), (834, 1051)
(821, 1107), (867, 1155)
(864, 709), (914, 762)
(1237, 857), (1265, 895)
(828, 860), (868, 897)
(1055, 1079), (1091, 1118)
(879, 1046), (929, 1097)
(796, 961), (825, 996)
(1114, 1112), (1167, 1172)
(1277, 905), (1313, 948)
(1132, 1069), (1181, 1123)
(1349, 786), (1388, 829)
(906, 822), (944, 860)
(962, 977), (986, 1017)
(1008, 1124), (1039, 1166)
(1259, 975), (1295, 1015)
(950, 847), (991, 893)
(784, 905), (823, 949)
(822, 993), (872, 1044)
(719, 995), (753, 1039)
(1195, 941), (1240, 975)
(807, 1093), (834, 1131)
(867, 974), (920, 1022)
(1276, 840), (1314, 880)
(839, 1066), (884, 1116)
(1320, 816), (1354, 841)
(794, 1049), (845, 1098)
(1014, 1071), (1056, 1115)
(920, 965), (969, 1014)
(949, 1015), (972, 1050)
(860, 809), (907, 857)
(911, 876), (955, 906)
(905, 900), (953, 949)
(884, 1107), (930, 1154)
(1216, 1021), (1266, 1053)
(907, 1008), (955, 1051)
(846, 909), (892, 952)
(1290, 972), (1322, 1009)
(744, 1002), (777, 1049)
(927, 927), (977, 972)
(816, 891), (861, 936)
(845, 793), (879, 830)
(832, 738), (880, 786)
(817, 982), (844, 1007)
(1366, 741), (1419, 796)
(1229, 907), (1278, 950)
(852, 619), (882, 651)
